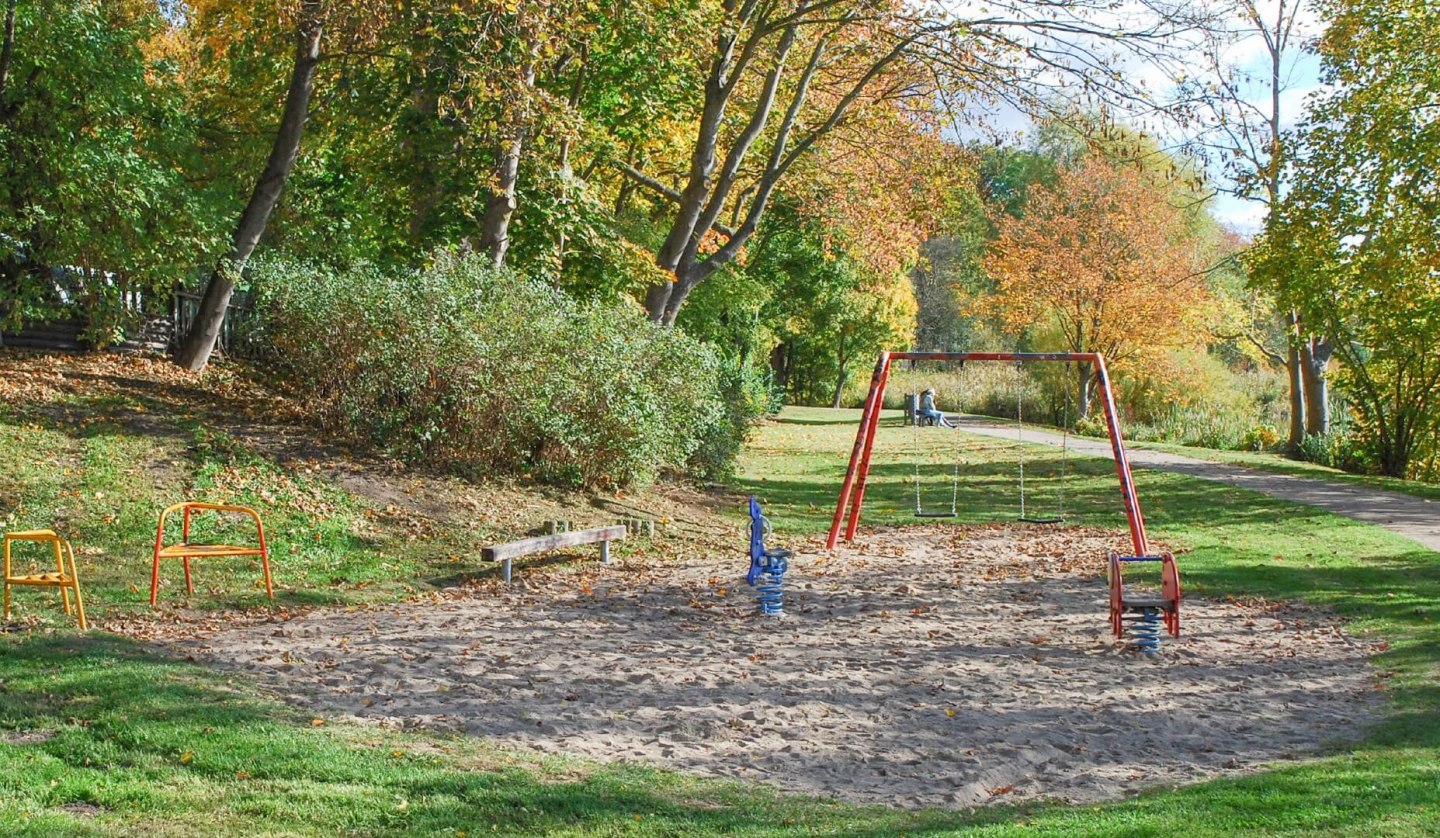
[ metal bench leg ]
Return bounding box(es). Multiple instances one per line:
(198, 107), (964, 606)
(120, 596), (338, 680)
(601, 541), (611, 565)
(502, 558), (512, 584)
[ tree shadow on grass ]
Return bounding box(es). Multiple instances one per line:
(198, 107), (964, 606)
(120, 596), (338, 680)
(772, 413), (868, 427)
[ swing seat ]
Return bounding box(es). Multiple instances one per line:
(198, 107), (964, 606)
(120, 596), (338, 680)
(1019, 515), (1065, 524)
(914, 510), (958, 519)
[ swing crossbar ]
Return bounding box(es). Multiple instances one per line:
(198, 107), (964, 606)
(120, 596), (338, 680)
(828, 350), (1151, 557)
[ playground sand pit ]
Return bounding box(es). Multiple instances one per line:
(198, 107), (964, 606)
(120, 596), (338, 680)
(181, 525), (1386, 809)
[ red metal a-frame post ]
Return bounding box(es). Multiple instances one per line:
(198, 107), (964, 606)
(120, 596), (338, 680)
(825, 351), (1152, 557)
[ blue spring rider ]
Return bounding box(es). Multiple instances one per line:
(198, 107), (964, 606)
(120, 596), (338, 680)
(747, 497), (791, 617)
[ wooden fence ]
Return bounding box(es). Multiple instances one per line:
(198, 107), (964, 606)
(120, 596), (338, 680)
(171, 287), (255, 356)
(0, 285), (254, 356)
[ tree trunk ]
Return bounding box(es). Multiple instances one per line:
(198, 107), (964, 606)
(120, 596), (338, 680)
(1076, 363), (1093, 420)
(553, 46), (587, 271)
(1302, 336), (1332, 436)
(1284, 312), (1306, 450)
(479, 61), (536, 269)
(405, 28), (440, 246)
(659, 264), (704, 326)
(639, 34), (737, 322)
(1378, 416), (1411, 478)
(770, 341), (789, 392)
(832, 359), (848, 409)
(0, 0), (16, 107)
(175, 6), (323, 373)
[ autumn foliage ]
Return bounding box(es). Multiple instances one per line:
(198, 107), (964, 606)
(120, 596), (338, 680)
(982, 153), (1209, 388)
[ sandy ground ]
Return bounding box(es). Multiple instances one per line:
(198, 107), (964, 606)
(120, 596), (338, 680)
(181, 526), (1386, 809)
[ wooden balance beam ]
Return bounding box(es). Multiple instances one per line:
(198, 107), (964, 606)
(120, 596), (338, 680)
(482, 525), (627, 583)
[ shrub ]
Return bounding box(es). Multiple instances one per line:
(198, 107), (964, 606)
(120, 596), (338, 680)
(688, 358), (782, 481)
(250, 252), (725, 488)
(1074, 414), (1109, 438)
(1239, 425), (1279, 452)
(1299, 429), (1371, 474)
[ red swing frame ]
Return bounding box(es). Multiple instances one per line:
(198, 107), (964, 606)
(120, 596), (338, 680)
(825, 350), (1179, 639)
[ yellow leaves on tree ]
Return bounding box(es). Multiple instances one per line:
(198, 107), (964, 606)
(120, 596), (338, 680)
(982, 152), (1209, 384)
(793, 119), (959, 281)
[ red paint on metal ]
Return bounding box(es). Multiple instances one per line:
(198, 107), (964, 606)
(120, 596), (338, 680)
(1161, 552), (1182, 637)
(827, 353), (891, 549)
(1092, 354), (1149, 555)
(1108, 553), (1125, 637)
(844, 354), (893, 541)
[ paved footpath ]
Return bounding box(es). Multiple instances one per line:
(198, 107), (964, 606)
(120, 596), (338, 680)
(951, 416), (1440, 554)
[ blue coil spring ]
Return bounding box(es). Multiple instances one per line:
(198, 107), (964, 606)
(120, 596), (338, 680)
(755, 571), (785, 617)
(1124, 607), (1163, 654)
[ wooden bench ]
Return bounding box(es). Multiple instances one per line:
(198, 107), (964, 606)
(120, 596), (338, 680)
(482, 525), (627, 583)
(151, 502), (274, 605)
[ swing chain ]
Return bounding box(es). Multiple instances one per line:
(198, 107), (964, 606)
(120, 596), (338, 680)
(1016, 366), (1026, 521)
(1016, 361), (1066, 525)
(912, 363), (960, 519)
(1059, 361), (1072, 520)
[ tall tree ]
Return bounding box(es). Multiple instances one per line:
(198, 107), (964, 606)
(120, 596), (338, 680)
(982, 152), (1209, 416)
(745, 199), (915, 406)
(1182, 0), (1326, 447)
(619, 0), (1190, 325)
(0, 1), (218, 343)
(1253, 0), (1440, 477)
(175, 0), (325, 372)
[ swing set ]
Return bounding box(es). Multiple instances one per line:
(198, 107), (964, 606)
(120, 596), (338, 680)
(829, 350), (1181, 651)
(908, 362), (1072, 523)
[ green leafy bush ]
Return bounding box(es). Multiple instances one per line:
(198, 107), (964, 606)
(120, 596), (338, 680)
(1239, 425), (1280, 452)
(1299, 430), (1372, 474)
(250, 252), (723, 488)
(688, 358), (782, 481)
(1074, 414), (1108, 438)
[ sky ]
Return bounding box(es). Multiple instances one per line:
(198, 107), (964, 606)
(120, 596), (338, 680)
(946, 1), (1325, 234)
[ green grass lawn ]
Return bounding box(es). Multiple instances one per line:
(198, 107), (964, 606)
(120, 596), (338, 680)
(1121, 438), (1440, 502)
(2, 397), (1439, 835)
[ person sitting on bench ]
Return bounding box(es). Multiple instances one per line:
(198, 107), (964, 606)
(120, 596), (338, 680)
(919, 388), (954, 428)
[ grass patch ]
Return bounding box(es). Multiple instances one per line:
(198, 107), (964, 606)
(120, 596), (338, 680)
(0, 402), (483, 622)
